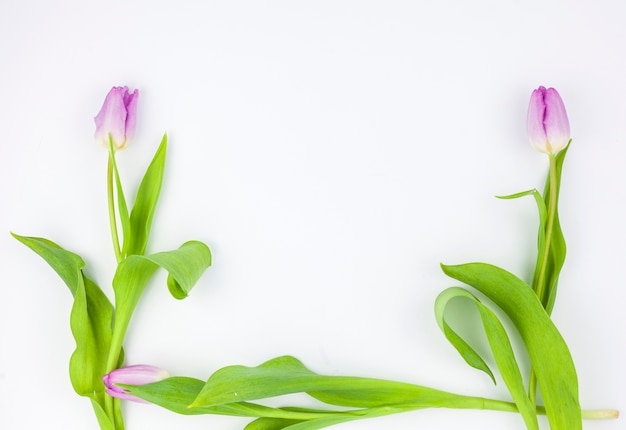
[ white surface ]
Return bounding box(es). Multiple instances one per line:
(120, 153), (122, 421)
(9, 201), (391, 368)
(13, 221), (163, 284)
(1, 1), (624, 429)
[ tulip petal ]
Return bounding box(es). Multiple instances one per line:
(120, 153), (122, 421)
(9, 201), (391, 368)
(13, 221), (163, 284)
(526, 86), (570, 154)
(543, 88), (570, 153)
(94, 86), (139, 150)
(123, 89), (139, 145)
(103, 364), (170, 403)
(527, 87), (549, 153)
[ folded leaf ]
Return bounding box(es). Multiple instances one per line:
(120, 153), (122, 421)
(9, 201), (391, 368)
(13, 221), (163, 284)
(108, 240), (211, 367)
(435, 287), (538, 430)
(441, 262), (581, 430)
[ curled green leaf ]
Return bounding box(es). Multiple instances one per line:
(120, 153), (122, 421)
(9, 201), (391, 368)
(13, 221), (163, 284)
(106, 240), (212, 371)
(435, 287), (537, 430)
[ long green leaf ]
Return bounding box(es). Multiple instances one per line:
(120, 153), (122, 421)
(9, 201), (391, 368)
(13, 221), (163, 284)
(126, 377), (352, 420)
(190, 355), (483, 410)
(126, 134), (167, 256)
(441, 262), (581, 430)
(109, 137), (131, 259)
(435, 287), (538, 430)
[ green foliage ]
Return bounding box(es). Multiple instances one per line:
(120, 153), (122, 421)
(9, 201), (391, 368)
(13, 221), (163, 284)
(13, 137), (212, 430)
(125, 135), (167, 257)
(435, 287), (538, 430)
(107, 240), (212, 370)
(540, 145), (569, 314)
(441, 263), (581, 430)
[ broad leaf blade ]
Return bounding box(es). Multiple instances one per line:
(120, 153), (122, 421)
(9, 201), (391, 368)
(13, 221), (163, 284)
(12, 234), (116, 406)
(69, 275), (115, 398)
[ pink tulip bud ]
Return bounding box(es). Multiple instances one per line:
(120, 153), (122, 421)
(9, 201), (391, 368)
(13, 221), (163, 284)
(102, 365), (169, 403)
(94, 86), (139, 151)
(526, 86), (570, 154)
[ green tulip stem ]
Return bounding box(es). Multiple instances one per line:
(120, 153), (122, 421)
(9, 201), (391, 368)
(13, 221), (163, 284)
(105, 136), (125, 427)
(528, 153), (558, 406)
(534, 153), (558, 307)
(107, 145), (123, 264)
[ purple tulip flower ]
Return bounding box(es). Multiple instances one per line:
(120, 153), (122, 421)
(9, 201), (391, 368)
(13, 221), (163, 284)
(94, 86), (139, 151)
(526, 86), (570, 155)
(102, 365), (169, 403)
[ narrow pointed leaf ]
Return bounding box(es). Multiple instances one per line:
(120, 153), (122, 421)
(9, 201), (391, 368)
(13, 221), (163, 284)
(126, 134), (167, 256)
(90, 399), (115, 430)
(108, 141), (131, 257)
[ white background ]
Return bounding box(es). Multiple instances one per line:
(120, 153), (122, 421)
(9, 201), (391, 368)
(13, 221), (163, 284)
(1, 1), (624, 429)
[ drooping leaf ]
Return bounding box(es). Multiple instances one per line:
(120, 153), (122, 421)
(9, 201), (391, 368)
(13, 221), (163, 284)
(434, 287), (538, 430)
(12, 234), (115, 406)
(441, 262), (581, 430)
(496, 188), (548, 291)
(12, 233), (84, 295)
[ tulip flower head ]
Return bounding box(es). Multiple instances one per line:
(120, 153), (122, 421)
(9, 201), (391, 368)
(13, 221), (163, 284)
(526, 86), (570, 155)
(94, 86), (139, 151)
(102, 365), (169, 403)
